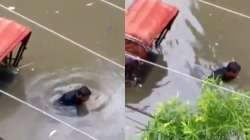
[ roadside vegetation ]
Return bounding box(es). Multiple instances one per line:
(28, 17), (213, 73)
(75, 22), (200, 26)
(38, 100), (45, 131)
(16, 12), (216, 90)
(143, 79), (250, 140)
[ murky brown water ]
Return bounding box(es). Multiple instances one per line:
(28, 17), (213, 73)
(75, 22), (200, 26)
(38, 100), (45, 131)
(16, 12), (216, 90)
(0, 0), (124, 140)
(125, 0), (250, 139)
(126, 0), (250, 110)
(0, 0), (124, 64)
(1, 0), (250, 139)
(204, 0), (250, 15)
(0, 100), (93, 140)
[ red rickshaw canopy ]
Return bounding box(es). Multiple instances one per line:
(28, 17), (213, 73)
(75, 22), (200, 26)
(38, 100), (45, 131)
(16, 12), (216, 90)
(0, 17), (31, 62)
(125, 0), (178, 47)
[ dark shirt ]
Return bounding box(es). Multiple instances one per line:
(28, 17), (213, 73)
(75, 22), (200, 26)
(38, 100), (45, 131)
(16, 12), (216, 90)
(58, 90), (81, 106)
(211, 68), (226, 78)
(209, 67), (235, 82)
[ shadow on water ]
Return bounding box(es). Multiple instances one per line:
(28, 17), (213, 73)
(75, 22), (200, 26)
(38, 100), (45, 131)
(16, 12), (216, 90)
(139, 52), (161, 84)
(125, 52), (160, 85)
(126, 53), (167, 103)
(0, 67), (16, 89)
(0, 67), (26, 121)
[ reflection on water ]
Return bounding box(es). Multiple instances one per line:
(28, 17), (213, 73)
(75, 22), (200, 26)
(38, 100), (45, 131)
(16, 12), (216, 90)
(0, 67), (18, 89)
(0, 67), (26, 121)
(125, 52), (159, 87)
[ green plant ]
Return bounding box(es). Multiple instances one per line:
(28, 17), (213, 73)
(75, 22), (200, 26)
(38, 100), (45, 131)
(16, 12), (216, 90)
(143, 79), (250, 140)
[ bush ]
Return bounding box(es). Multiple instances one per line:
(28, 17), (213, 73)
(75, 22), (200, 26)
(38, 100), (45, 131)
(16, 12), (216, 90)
(143, 79), (250, 140)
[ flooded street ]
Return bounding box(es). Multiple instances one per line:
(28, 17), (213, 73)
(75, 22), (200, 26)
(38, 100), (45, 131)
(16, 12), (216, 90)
(1, 0), (250, 139)
(126, 0), (250, 139)
(0, 0), (124, 64)
(0, 0), (124, 140)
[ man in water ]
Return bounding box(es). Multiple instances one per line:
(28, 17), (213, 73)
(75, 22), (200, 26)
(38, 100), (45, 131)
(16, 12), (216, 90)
(58, 86), (91, 106)
(209, 61), (241, 82)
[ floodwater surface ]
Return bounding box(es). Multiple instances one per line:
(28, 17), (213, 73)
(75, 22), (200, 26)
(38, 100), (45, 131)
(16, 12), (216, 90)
(0, 0), (124, 140)
(0, 0), (124, 64)
(125, 0), (250, 139)
(126, 0), (250, 112)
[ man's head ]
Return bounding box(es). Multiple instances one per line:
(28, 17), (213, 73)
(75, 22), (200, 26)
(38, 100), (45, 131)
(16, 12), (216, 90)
(76, 86), (92, 102)
(226, 62), (241, 73)
(224, 61), (241, 80)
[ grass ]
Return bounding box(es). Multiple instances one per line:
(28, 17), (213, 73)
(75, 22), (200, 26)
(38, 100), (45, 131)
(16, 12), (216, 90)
(142, 78), (250, 140)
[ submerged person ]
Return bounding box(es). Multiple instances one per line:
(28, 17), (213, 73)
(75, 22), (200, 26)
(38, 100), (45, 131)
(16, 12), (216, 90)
(58, 86), (92, 106)
(209, 61), (241, 82)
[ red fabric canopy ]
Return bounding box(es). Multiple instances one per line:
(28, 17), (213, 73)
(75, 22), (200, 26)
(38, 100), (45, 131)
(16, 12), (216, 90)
(125, 0), (178, 47)
(0, 17), (31, 62)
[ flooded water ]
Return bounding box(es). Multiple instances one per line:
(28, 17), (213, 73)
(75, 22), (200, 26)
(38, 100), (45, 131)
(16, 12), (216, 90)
(126, 0), (250, 111)
(126, 0), (250, 139)
(0, 0), (124, 140)
(126, 0), (203, 113)
(1, 0), (250, 139)
(0, 0), (124, 64)
(0, 100), (93, 140)
(204, 0), (250, 15)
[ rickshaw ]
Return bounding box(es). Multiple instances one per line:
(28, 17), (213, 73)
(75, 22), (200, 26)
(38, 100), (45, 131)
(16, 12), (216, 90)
(125, 0), (179, 86)
(0, 17), (32, 68)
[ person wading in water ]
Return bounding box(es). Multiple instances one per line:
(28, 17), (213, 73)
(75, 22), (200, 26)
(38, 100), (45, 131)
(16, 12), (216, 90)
(209, 61), (241, 82)
(57, 86), (92, 107)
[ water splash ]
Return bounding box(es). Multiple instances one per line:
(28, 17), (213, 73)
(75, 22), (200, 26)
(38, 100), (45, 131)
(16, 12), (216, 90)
(24, 67), (124, 140)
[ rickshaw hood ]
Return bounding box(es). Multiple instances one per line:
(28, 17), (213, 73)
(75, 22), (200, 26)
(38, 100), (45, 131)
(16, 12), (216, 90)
(125, 0), (178, 47)
(0, 17), (31, 62)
